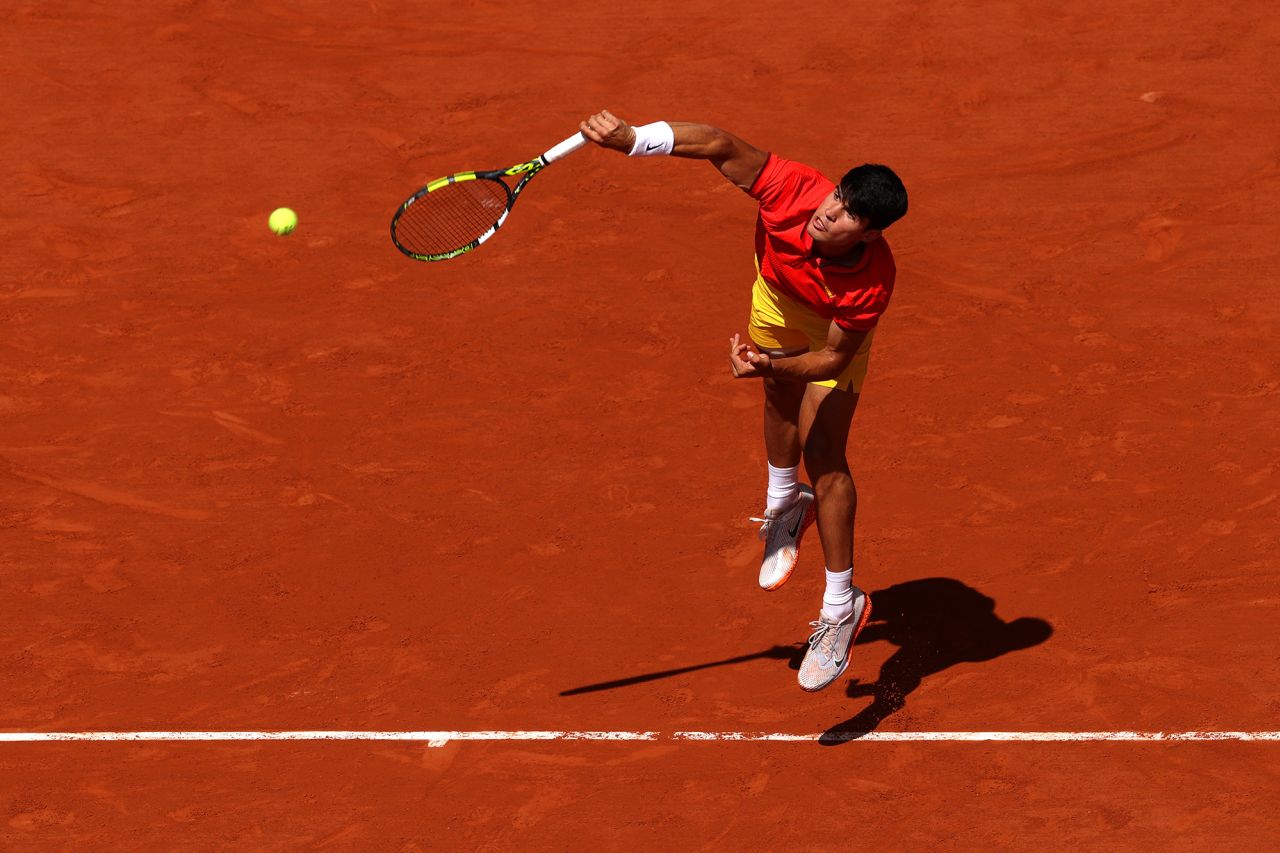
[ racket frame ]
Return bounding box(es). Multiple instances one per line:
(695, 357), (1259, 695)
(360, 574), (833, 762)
(391, 132), (586, 262)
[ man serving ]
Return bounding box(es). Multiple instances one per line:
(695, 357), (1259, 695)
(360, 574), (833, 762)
(580, 110), (908, 692)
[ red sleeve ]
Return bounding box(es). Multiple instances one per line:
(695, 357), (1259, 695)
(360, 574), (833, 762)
(834, 284), (891, 332)
(747, 154), (829, 215)
(835, 243), (897, 331)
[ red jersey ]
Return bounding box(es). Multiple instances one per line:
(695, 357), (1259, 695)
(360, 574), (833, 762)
(747, 154), (896, 331)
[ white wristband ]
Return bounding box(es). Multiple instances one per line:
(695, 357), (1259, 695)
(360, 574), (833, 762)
(628, 121), (675, 157)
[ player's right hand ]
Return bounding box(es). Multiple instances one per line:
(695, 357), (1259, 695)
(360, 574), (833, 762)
(580, 110), (635, 154)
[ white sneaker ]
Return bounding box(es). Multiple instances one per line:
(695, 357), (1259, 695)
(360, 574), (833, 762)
(798, 588), (872, 692)
(750, 485), (816, 590)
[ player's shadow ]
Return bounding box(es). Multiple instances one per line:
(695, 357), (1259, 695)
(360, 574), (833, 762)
(557, 577), (1050, 735)
(819, 577), (1052, 745)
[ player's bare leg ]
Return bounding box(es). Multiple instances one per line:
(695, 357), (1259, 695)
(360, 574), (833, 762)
(761, 352), (806, 468)
(796, 383), (872, 691)
(753, 350), (817, 590)
(799, 384), (858, 573)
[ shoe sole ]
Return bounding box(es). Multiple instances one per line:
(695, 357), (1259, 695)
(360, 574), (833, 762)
(760, 500), (817, 591)
(799, 593), (873, 693)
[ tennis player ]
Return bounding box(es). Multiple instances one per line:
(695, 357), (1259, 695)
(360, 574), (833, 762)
(580, 110), (908, 692)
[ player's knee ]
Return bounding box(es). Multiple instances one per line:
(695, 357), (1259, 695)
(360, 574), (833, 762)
(810, 468), (854, 501)
(802, 431), (840, 469)
(804, 449), (851, 490)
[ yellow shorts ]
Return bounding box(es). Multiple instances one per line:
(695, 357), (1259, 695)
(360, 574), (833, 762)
(747, 271), (875, 392)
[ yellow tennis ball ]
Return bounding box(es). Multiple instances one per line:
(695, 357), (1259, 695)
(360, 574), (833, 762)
(268, 207), (297, 236)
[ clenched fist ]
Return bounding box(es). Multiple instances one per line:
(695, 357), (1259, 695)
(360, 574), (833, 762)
(579, 109), (636, 154)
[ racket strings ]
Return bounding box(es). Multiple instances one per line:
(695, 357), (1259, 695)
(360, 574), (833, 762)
(394, 179), (510, 255)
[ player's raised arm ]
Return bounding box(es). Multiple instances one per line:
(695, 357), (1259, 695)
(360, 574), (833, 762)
(579, 110), (769, 191)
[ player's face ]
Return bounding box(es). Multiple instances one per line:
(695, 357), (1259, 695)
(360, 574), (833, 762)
(807, 189), (879, 250)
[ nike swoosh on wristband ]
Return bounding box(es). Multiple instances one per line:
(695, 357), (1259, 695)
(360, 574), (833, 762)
(646, 141), (665, 152)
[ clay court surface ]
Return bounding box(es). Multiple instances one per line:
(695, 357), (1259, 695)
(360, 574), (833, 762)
(3, 0), (1279, 847)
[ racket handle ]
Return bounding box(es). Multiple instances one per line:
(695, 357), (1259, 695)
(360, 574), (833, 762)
(542, 132), (588, 164)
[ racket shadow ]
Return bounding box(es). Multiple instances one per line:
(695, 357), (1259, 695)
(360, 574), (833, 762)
(559, 645), (806, 696)
(819, 576), (1053, 745)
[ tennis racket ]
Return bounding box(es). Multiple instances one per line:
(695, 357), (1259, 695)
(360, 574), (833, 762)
(390, 131), (588, 262)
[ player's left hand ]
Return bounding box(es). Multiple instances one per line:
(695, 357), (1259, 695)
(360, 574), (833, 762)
(729, 334), (771, 379)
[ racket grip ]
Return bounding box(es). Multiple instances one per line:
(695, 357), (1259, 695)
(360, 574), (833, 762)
(542, 132), (588, 164)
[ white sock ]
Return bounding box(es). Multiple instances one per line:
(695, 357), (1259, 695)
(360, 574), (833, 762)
(766, 463), (799, 513)
(821, 567), (854, 621)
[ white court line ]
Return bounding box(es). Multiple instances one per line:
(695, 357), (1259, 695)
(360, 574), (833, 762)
(1, 731), (1279, 746)
(0, 731), (658, 748)
(673, 731), (1280, 742)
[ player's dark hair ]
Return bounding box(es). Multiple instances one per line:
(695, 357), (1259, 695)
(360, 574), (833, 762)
(838, 164), (908, 230)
